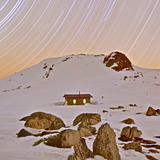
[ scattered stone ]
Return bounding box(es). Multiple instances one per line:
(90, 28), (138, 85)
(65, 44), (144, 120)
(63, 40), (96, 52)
(121, 118), (135, 124)
(146, 155), (158, 160)
(149, 149), (159, 153)
(109, 106), (124, 109)
(73, 113), (101, 126)
(129, 104), (137, 107)
(21, 112), (65, 130)
(122, 142), (142, 152)
(136, 112), (142, 115)
(93, 123), (121, 160)
(103, 52), (134, 71)
(146, 107), (156, 116)
(142, 145), (160, 149)
(133, 137), (156, 144)
(122, 110), (130, 112)
(102, 110), (108, 113)
(118, 126), (142, 141)
(17, 129), (33, 138)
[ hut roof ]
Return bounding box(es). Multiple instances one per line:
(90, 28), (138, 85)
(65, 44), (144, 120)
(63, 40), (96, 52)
(63, 94), (93, 98)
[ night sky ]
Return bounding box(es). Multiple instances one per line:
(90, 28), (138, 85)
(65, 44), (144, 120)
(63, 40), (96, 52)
(1, 0), (160, 79)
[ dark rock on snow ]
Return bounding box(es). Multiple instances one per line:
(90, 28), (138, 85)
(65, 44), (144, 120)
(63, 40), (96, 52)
(103, 52), (134, 71)
(149, 149), (159, 153)
(17, 129), (33, 138)
(122, 142), (142, 152)
(133, 137), (156, 144)
(121, 118), (135, 124)
(146, 107), (157, 116)
(146, 155), (158, 160)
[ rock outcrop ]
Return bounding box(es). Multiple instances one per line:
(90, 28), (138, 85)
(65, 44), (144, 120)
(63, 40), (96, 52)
(103, 52), (134, 71)
(93, 123), (121, 160)
(20, 112), (65, 130)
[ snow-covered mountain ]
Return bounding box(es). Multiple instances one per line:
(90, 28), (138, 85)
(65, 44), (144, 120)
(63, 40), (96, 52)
(0, 52), (160, 160)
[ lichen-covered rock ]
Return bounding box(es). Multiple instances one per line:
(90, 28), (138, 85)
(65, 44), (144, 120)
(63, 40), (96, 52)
(78, 125), (96, 137)
(122, 142), (142, 152)
(43, 129), (81, 148)
(73, 113), (101, 126)
(67, 138), (94, 160)
(93, 123), (121, 160)
(146, 107), (156, 116)
(119, 126), (142, 141)
(21, 112), (65, 130)
(67, 155), (81, 160)
(103, 52), (134, 71)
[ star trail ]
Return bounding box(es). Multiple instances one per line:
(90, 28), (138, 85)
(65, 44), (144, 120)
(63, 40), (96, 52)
(0, 0), (160, 79)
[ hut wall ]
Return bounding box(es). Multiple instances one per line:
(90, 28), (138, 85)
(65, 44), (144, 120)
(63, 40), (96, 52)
(65, 97), (91, 105)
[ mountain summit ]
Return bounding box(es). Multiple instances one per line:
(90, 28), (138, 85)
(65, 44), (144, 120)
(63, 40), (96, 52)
(103, 52), (134, 71)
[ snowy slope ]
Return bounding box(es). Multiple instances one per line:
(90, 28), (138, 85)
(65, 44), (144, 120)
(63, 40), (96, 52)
(0, 54), (160, 160)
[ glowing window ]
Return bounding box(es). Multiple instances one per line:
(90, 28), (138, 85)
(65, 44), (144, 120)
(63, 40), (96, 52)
(83, 99), (86, 104)
(73, 99), (76, 104)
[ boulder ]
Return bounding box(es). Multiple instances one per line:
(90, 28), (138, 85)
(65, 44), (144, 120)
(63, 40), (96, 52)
(146, 107), (156, 116)
(78, 125), (96, 137)
(122, 142), (142, 152)
(93, 123), (121, 160)
(118, 126), (142, 141)
(68, 138), (94, 160)
(44, 129), (81, 148)
(21, 112), (65, 130)
(17, 128), (33, 138)
(103, 52), (134, 71)
(121, 118), (135, 124)
(73, 113), (101, 126)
